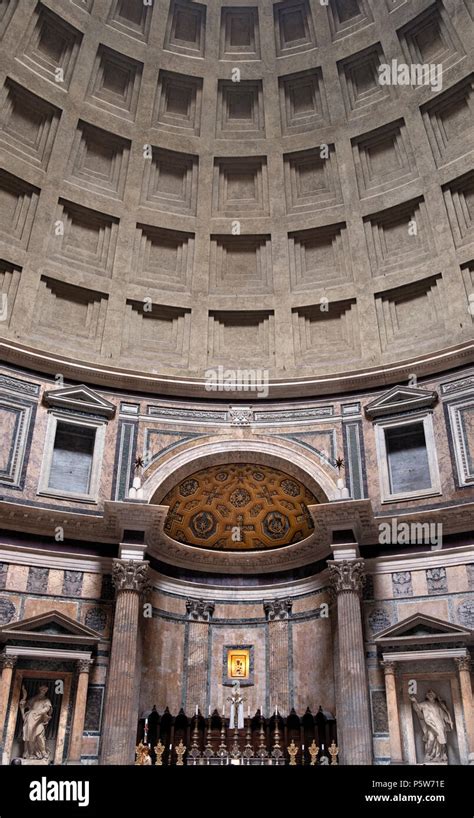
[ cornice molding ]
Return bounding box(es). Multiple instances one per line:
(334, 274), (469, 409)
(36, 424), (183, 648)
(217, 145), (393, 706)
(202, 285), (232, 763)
(151, 570), (330, 600)
(1, 498), (474, 576)
(0, 339), (472, 400)
(0, 542), (113, 574)
(365, 545), (474, 573)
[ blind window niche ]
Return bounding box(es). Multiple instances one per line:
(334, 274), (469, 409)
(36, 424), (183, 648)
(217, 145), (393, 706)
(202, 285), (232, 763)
(385, 422), (431, 495)
(48, 422), (96, 495)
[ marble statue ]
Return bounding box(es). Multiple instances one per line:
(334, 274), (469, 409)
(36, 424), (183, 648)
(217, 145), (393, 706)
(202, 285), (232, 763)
(410, 689), (453, 763)
(19, 684), (53, 761)
(228, 681), (245, 730)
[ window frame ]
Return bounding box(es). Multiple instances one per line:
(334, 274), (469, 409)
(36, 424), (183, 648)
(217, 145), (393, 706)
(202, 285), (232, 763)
(374, 412), (441, 503)
(447, 397), (474, 487)
(38, 411), (106, 503)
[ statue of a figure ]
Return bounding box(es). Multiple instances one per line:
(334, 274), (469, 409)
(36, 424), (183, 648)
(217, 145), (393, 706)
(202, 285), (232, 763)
(228, 681), (245, 730)
(19, 684), (53, 761)
(410, 689), (453, 763)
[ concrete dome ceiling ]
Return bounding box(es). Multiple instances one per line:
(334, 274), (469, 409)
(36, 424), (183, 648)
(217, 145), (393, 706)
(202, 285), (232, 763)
(0, 0), (472, 393)
(162, 463), (317, 550)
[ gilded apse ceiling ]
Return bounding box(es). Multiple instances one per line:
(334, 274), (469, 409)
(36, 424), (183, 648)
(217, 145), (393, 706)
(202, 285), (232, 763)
(162, 464), (317, 551)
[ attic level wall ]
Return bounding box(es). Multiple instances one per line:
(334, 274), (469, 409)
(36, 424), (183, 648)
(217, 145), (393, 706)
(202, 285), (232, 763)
(1, 365), (474, 514)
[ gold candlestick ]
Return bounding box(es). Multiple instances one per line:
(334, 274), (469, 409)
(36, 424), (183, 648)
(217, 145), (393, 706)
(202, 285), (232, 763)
(135, 741), (151, 765)
(242, 717), (254, 762)
(216, 713), (229, 763)
(175, 739), (186, 766)
(308, 740), (319, 766)
(154, 740), (165, 766)
(203, 714), (214, 761)
(271, 715), (283, 763)
(329, 740), (339, 765)
(256, 714), (268, 761)
(288, 740), (298, 766)
(189, 715), (201, 764)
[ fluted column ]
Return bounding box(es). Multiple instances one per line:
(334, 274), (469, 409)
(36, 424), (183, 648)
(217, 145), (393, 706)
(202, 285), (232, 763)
(328, 559), (372, 765)
(0, 655), (17, 743)
(381, 660), (403, 764)
(100, 559), (149, 765)
(68, 659), (93, 764)
(455, 656), (474, 762)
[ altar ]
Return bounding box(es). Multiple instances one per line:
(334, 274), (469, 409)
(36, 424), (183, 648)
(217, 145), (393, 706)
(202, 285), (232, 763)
(135, 705), (339, 767)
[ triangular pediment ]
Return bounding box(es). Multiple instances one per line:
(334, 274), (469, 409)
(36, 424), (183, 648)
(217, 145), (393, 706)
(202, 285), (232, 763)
(374, 613), (472, 647)
(365, 386), (438, 419)
(0, 610), (101, 645)
(43, 384), (115, 418)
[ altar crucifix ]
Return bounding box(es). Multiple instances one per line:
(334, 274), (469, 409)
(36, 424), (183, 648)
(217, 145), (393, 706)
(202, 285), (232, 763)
(227, 681), (246, 729)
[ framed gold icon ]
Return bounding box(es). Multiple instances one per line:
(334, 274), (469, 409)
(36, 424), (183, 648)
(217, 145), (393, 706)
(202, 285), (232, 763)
(223, 644), (254, 686)
(228, 649), (250, 680)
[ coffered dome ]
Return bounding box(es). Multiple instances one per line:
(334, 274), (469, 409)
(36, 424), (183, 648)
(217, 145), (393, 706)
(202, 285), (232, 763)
(0, 0), (472, 396)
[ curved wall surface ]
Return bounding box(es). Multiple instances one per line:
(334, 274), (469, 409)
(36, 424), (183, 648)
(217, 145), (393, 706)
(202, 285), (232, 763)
(0, 0), (472, 395)
(0, 1), (474, 770)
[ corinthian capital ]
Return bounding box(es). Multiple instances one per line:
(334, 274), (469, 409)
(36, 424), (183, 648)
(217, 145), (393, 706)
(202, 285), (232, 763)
(112, 559), (150, 593)
(77, 659), (94, 674)
(381, 660), (397, 676)
(263, 598), (293, 621)
(1, 654), (17, 670)
(328, 559), (365, 595)
(455, 656), (471, 673)
(186, 598), (215, 621)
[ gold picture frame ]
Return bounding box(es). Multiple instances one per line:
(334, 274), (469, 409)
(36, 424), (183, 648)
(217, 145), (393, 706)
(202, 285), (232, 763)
(227, 649), (250, 680)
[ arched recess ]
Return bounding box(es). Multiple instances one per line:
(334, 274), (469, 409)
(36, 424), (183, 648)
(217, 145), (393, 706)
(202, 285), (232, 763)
(141, 435), (339, 505)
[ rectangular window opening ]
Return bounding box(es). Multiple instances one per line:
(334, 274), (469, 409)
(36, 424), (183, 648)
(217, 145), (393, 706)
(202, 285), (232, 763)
(385, 422), (431, 495)
(48, 422), (96, 495)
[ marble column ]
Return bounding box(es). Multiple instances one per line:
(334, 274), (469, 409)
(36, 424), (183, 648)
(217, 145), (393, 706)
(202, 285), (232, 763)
(381, 660), (403, 764)
(100, 559), (149, 765)
(0, 655), (17, 742)
(68, 659), (93, 764)
(455, 656), (474, 763)
(328, 559), (373, 765)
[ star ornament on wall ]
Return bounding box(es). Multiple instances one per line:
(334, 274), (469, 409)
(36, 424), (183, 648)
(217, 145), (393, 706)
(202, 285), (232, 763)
(335, 457), (345, 473)
(134, 456), (145, 472)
